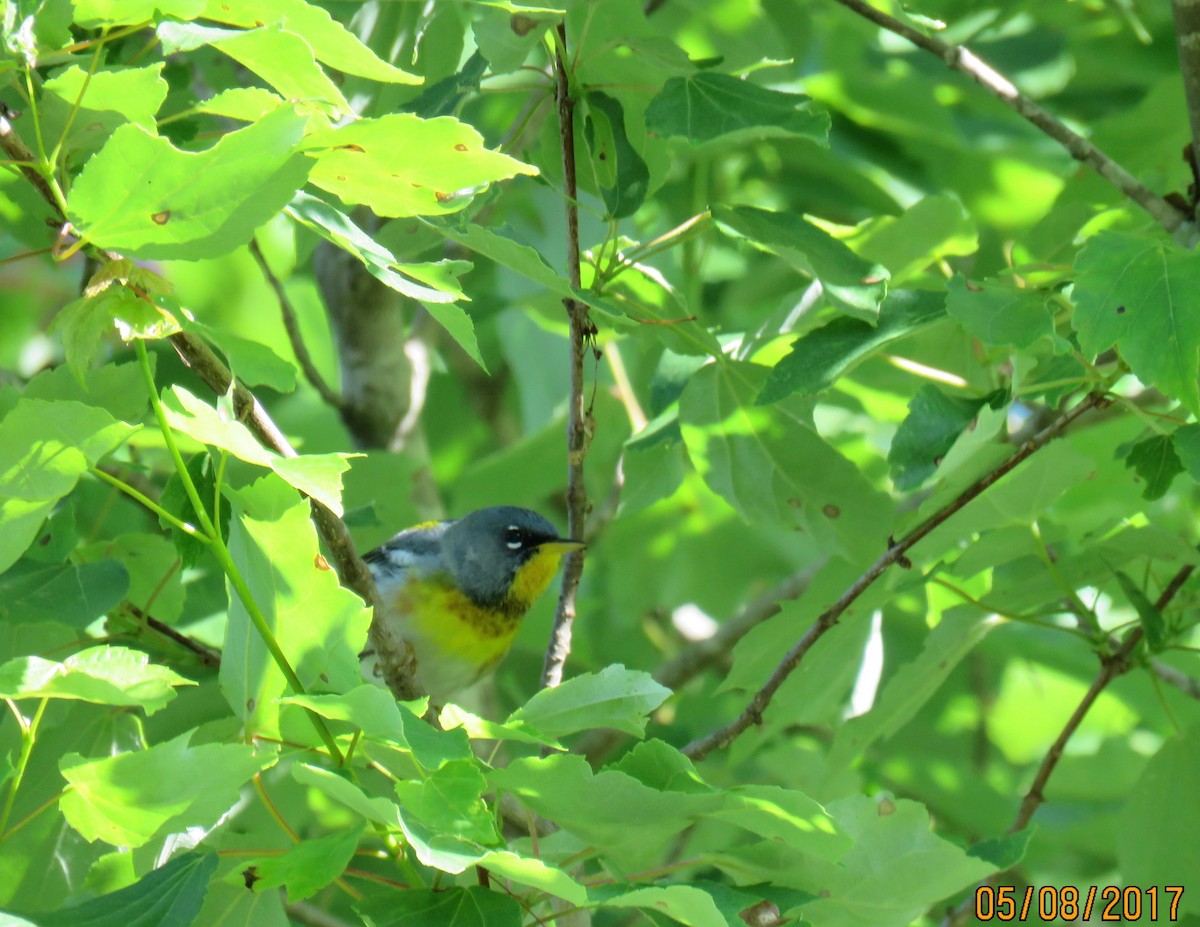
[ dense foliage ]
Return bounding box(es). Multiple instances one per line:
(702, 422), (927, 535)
(1, 0), (1198, 925)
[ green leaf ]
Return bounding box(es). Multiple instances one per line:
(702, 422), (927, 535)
(249, 826), (364, 901)
(23, 358), (150, 424)
(37, 851), (217, 927)
(199, 0), (421, 84)
(196, 87), (284, 122)
(785, 795), (996, 927)
(611, 739), (712, 794)
(847, 195), (978, 284)
(190, 322), (296, 393)
(679, 362), (894, 560)
(67, 106), (312, 259)
(714, 206), (888, 318)
(1073, 232), (1200, 414)
(1113, 570), (1168, 653)
(394, 760), (499, 848)
(758, 289), (946, 402)
(508, 665), (670, 738)
(584, 91), (649, 219)
(593, 884), (727, 927)
(40, 64), (168, 158)
(287, 193), (466, 304)
(489, 754), (721, 861)
(1117, 725), (1200, 918)
(161, 387), (353, 514)
(1170, 422), (1200, 488)
(72, 0), (203, 26)
(967, 828), (1033, 870)
(157, 22), (351, 115)
(473, 6), (557, 75)
(0, 645), (192, 713)
(645, 72), (829, 145)
(52, 287), (179, 383)
(1123, 434), (1183, 501)
(475, 850), (587, 906)
(0, 560), (129, 627)
(304, 114), (538, 218)
(59, 731), (271, 847)
(220, 476), (371, 738)
(715, 785), (852, 860)
(946, 274), (1055, 348)
(0, 399), (136, 573)
(888, 385), (1000, 491)
(356, 886), (521, 927)
(829, 613), (999, 769)
(292, 763), (403, 829)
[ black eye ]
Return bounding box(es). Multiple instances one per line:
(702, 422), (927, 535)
(505, 526), (524, 550)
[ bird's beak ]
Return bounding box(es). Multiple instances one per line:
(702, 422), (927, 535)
(537, 539), (587, 555)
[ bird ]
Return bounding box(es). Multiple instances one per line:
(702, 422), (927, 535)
(359, 506), (584, 704)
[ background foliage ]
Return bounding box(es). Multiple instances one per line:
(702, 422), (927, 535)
(2, 0), (1199, 925)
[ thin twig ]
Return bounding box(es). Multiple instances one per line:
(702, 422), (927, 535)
(0, 108), (61, 216)
(682, 392), (1107, 760)
(541, 22), (593, 690)
(829, 0), (1193, 238)
(248, 237), (346, 410)
(124, 603), (221, 668)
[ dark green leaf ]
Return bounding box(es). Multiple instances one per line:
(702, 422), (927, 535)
(1123, 434), (1183, 501)
(0, 559), (128, 627)
(38, 851), (216, 927)
(584, 91), (649, 219)
(888, 385), (999, 491)
(967, 828), (1033, 869)
(1113, 570), (1168, 653)
(758, 289), (946, 402)
(1073, 232), (1200, 414)
(356, 887), (521, 927)
(946, 274), (1054, 348)
(714, 206), (888, 317)
(645, 72), (829, 144)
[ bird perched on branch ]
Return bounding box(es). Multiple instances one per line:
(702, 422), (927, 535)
(359, 506), (584, 703)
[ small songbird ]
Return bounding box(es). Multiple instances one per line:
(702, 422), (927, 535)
(359, 506), (584, 703)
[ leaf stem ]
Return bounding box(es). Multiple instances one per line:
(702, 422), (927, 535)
(91, 466), (209, 539)
(135, 340), (344, 763)
(0, 698), (49, 841)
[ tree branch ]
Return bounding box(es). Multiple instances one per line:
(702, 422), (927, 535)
(249, 237), (346, 411)
(940, 561), (1195, 926)
(1173, 0), (1200, 198)
(682, 391), (1107, 761)
(541, 22), (593, 690)
(829, 0), (1193, 238)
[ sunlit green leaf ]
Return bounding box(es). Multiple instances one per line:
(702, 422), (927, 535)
(356, 887), (521, 927)
(67, 106), (312, 259)
(304, 114), (537, 218)
(0, 645), (191, 712)
(59, 732), (271, 847)
(508, 665), (670, 738)
(249, 826), (363, 901)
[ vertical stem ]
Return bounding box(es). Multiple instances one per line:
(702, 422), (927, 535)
(542, 21), (592, 689)
(1174, 0), (1200, 189)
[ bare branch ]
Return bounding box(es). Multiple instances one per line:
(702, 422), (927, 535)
(542, 22), (593, 690)
(682, 392), (1107, 761)
(249, 237), (346, 411)
(829, 0), (1193, 238)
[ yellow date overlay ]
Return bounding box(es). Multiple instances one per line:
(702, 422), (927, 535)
(975, 885), (1185, 921)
